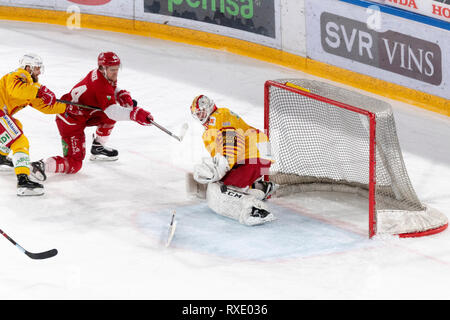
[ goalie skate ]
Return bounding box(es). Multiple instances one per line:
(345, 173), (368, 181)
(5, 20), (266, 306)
(252, 180), (279, 200)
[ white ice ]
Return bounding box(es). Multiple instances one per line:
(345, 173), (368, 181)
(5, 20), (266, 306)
(0, 20), (449, 300)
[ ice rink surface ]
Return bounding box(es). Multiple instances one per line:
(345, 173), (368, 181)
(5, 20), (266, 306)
(0, 20), (449, 300)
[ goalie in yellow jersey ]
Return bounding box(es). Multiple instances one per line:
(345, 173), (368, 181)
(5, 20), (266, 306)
(0, 53), (66, 196)
(189, 95), (277, 226)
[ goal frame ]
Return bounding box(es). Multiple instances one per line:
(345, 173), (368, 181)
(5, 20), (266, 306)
(264, 80), (447, 238)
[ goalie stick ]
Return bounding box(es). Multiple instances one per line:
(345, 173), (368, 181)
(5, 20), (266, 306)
(0, 229), (58, 260)
(56, 99), (188, 142)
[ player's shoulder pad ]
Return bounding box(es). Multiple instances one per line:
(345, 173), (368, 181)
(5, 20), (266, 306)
(217, 107), (229, 113)
(90, 69), (99, 82)
(216, 107), (231, 116)
(12, 68), (33, 84)
(218, 107), (240, 119)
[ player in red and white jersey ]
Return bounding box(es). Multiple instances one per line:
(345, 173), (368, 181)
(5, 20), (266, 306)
(31, 52), (153, 180)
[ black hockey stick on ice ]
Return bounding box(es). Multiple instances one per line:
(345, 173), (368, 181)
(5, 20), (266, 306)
(57, 99), (188, 142)
(0, 229), (58, 260)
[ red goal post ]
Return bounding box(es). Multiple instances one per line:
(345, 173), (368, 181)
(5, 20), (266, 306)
(264, 79), (447, 238)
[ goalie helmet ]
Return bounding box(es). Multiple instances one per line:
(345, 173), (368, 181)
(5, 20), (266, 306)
(19, 53), (44, 74)
(191, 95), (216, 125)
(98, 51), (121, 68)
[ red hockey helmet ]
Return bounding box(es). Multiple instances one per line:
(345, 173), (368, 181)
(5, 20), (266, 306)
(98, 52), (121, 68)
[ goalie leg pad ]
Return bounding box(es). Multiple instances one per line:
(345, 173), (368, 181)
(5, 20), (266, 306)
(206, 182), (276, 226)
(186, 172), (207, 199)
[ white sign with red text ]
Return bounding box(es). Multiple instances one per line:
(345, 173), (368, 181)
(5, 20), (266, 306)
(306, 0), (449, 99)
(55, 0), (134, 19)
(368, 0), (450, 23)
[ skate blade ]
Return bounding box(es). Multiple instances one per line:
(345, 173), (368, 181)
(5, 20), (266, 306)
(0, 163), (14, 171)
(17, 187), (45, 196)
(89, 154), (119, 161)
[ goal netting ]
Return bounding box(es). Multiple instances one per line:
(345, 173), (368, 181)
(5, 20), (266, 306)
(265, 79), (447, 238)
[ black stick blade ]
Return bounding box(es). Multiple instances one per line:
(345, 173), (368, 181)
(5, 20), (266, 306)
(25, 249), (58, 260)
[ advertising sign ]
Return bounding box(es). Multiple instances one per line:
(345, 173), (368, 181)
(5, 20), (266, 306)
(0, 0), (55, 8)
(139, 0), (281, 48)
(321, 12), (442, 85)
(306, 0), (449, 99)
(143, 0), (276, 38)
(55, 0), (134, 19)
(367, 0), (450, 23)
(0, 0), (135, 19)
(67, 0), (112, 4)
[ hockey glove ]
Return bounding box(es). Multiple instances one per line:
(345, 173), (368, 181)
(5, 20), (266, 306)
(116, 89), (133, 108)
(37, 85), (56, 106)
(193, 154), (230, 184)
(130, 106), (153, 126)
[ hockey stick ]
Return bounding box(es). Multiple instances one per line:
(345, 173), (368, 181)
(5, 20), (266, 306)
(57, 99), (102, 111)
(56, 99), (188, 142)
(0, 229), (58, 260)
(152, 121), (188, 142)
(165, 211), (177, 247)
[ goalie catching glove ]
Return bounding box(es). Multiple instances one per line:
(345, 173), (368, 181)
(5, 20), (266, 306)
(194, 154), (230, 184)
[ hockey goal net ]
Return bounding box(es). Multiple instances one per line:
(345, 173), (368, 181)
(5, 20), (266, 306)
(265, 79), (448, 238)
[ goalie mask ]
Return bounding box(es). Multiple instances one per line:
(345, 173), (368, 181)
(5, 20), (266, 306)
(191, 95), (216, 125)
(19, 53), (44, 80)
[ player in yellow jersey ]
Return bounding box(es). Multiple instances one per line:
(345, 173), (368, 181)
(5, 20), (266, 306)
(0, 53), (66, 196)
(189, 95), (277, 225)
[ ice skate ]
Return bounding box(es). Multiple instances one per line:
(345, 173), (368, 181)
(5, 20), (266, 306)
(253, 180), (278, 200)
(0, 154), (13, 170)
(17, 174), (44, 196)
(90, 137), (118, 161)
(30, 159), (47, 181)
